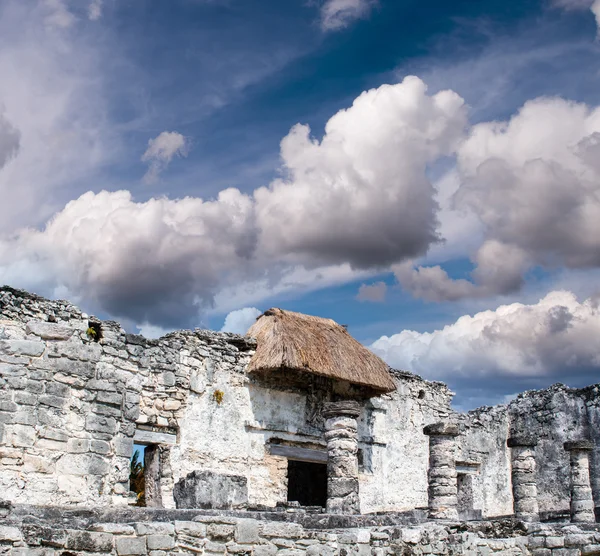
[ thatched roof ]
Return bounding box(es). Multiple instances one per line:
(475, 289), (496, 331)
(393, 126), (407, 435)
(246, 308), (396, 393)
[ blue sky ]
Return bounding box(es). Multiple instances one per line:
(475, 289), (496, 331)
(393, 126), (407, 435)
(1, 0), (600, 409)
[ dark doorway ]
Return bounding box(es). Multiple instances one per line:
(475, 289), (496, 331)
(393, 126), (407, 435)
(457, 473), (474, 519)
(287, 460), (327, 507)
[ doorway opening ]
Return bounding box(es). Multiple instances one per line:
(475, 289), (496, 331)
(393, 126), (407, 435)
(457, 473), (474, 519)
(287, 460), (327, 507)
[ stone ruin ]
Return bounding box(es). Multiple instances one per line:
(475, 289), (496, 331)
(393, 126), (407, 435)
(0, 285), (600, 555)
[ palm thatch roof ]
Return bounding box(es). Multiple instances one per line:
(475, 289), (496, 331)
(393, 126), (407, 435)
(246, 308), (396, 393)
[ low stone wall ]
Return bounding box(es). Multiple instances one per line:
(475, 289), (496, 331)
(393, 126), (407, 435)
(1, 505), (600, 556)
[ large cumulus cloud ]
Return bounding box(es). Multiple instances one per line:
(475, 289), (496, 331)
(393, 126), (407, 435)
(0, 77), (466, 327)
(371, 291), (600, 403)
(399, 97), (600, 301)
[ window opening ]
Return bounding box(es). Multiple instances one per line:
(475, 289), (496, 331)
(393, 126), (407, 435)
(287, 460), (327, 507)
(130, 445), (146, 506)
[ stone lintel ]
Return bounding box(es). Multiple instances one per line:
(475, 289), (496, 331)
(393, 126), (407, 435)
(564, 440), (594, 452)
(323, 400), (361, 419)
(507, 436), (538, 448)
(423, 422), (459, 437)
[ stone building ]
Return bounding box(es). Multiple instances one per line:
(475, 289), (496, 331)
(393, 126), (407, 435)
(1, 285), (600, 555)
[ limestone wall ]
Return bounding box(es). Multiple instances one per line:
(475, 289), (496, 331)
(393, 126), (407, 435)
(0, 286), (453, 513)
(2, 505), (600, 556)
(458, 384), (600, 519)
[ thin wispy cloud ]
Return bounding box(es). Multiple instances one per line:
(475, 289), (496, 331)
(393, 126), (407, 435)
(141, 131), (190, 184)
(356, 282), (387, 302)
(320, 0), (376, 31)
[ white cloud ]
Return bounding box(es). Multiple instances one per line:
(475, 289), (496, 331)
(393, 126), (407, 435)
(43, 0), (75, 30)
(221, 307), (262, 335)
(0, 108), (20, 168)
(141, 131), (190, 183)
(320, 0), (376, 31)
(0, 0), (116, 234)
(552, 0), (600, 32)
(356, 281), (387, 302)
(255, 76), (467, 268)
(88, 0), (103, 21)
(371, 290), (600, 381)
(399, 96), (600, 301)
(0, 76), (468, 328)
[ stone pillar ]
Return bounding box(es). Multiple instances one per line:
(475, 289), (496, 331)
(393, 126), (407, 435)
(564, 440), (596, 523)
(423, 422), (460, 520)
(507, 436), (539, 522)
(323, 400), (361, 514)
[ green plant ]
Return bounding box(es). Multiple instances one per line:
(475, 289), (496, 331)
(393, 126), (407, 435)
(213, 389), (224, 405)
(86, 327), (97, 339)
(129, 450), (145, 506)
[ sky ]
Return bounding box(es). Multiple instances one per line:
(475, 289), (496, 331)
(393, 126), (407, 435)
(1, 0), (600, 410)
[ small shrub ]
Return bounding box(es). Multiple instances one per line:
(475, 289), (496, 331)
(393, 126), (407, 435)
(213, 389), (224, 405)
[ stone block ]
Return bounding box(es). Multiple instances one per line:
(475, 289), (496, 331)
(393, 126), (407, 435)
(134, 523), (175, 536)
(26, 321), (74, 341)
(0, 400), (17, 412)
(65, 531), (114, 552)
(174, 521), (207, 537)
(261, 522), (304, 539)
(306, 545), (335, 556)
(253, 545), (278, 556)
(13, 391), (37, 406)
(328, 477), (359, 497)
(163, 399), (181, 411)
(0, 339), (45, 357)
(565, 534), (591, 547)
(116, 536), (147, 555)
(23, 454), (55, 474)
(90, 440), (111, 454)
(40, 427), (68, 442)
(114, 436), (134, 458)
(8, 424), (36, 447)
(235, 519), (260, 544)
(86, 414), (117, 434)
(146, 535), (175, 550)
(0, 525), (22, 542)
(545, 537), (565, 548)
(68, 438), (90, 453)
(39, 395), (66, 409)
(26, 379), (44, 393)
(174, 470), (248, 510)
(98, 391), (123, 406)
(45, 382), (70, 398)
(14, 410), (37, 426)
(207, 524), (235, 541)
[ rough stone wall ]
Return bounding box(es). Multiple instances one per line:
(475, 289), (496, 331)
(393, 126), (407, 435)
(0, 286), (453, 513)
(358, 372), (452, 513)
(0, 287), (256, 508)
(2, 505), (600, 556)
(0, 289), (136, 506)
(458, 384), (600, 519)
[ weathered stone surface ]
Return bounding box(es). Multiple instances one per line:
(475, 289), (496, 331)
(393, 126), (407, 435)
(0, 340), (45, 357)
(174, 470), (249, 510)
(423, 422), (460, 437)
(26, 321), (74, 341)
(116, 536), (147, 555)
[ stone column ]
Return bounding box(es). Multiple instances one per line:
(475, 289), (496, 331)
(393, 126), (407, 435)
(564, 440), (596, 523)
(507, 436), (539, 522)
(423, 422), (460, 520)
(323, 400), (361, 514)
